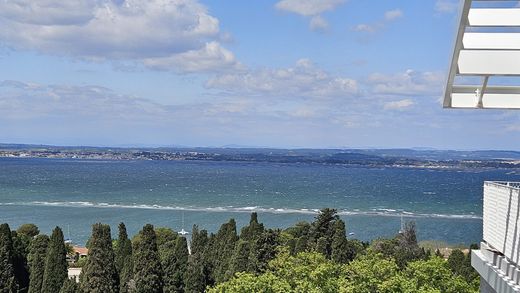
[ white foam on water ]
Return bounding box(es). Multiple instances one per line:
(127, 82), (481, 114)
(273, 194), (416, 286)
(0, 201), (483, 220)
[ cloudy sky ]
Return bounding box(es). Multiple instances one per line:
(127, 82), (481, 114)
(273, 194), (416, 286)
(1, 0), (519, 149)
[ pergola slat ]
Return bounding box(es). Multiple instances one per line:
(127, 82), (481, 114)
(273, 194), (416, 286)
(463, 33), (520, 50)
(468, 8), (520, 27)
(458, 50), (520, 75)
(451, 93), (520, 109)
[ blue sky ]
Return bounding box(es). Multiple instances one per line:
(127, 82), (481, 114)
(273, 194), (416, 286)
(0, 0), (519, 150)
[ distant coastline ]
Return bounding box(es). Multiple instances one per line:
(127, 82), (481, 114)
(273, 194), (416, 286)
(1, 143), (520, 170)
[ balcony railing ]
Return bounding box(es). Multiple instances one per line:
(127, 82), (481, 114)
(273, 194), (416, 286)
(483, 181), (520, 265)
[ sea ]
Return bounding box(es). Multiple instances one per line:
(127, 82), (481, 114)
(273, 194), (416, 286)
(1, 157), (519, 246)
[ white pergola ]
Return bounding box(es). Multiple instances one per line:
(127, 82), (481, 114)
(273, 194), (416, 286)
(443, 0), (520, 109)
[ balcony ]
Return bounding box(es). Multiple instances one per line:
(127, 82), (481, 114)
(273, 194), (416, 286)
(472, 181), (520, 293)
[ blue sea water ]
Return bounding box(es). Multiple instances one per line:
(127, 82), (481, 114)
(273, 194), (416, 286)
(0, 157), (519, 245)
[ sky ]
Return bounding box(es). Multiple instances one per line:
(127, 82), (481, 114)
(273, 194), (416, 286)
(1, 0), (519, 150)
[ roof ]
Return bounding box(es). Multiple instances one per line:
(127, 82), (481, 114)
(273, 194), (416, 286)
(443, 0), (520, 109)
(73, 246), (88, 255)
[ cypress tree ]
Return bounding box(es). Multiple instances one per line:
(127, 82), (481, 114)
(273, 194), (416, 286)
(190, 226), (208, 256)
(80, 223), (119, 293)
(240, 213), (264, 242)
(41, 227), (67, 293)
(0, 223), (17, 292)
(59, 278), (78, 293)
(331, 219), (349, 263)
(12, 230), (30, 292)
(161, 237), (189, 293)
(17, 224), (40, 238)
(231, 240), (250, 274)
(247, 229), (280, 273)
(184, 253), (206, 293)
(115, 223), (133, 293)
(213, 219), (238, 283)
(133, 224), (163, 293)
(184, 226), (209, 293)
(28, 235), (49, 293)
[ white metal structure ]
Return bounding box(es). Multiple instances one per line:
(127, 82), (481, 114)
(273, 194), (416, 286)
(472, 182), (520, 293)
(443, 1), (520, 292)
(444, 0), (520, 109)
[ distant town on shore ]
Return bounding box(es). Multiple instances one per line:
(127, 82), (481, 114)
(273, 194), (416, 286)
(1, 143), (520, 170)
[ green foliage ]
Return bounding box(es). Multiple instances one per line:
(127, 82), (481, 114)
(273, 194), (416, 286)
(41, 227), (67, 293)
(402, 257), (475, 293)
(155, 227), (178, 249)
(115, 223), (133, 293)
(161, 237), (189, 292)
(370, 221), (427, 268)
(211, 219), (238, 283)
(28, 235), (49, 293)
(247, 229), (280, 274)
(17, 224), (40, 238)
(309, 208), (339, 254)
(185, 226), (210, 293)
(211, 249), (345, 293)
(239, 213), (264, 242)
(0, 223), (18, 292)
(12, 230), (31, 292)
(59, 278), (78, 293)
(80, 223), (119, 293)
(208, 272), (291, 293)
(184, 252), (207, 293)
(231, 240), (250, 274)
(133, 224), (163, 293)
(268, 250), (346, 293)
(344, 253), (400, 293)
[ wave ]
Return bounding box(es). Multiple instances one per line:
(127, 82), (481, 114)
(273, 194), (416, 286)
(0, 201), (483, 220)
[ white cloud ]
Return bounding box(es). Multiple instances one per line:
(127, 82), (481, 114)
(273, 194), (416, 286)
(206, 58), (359, 99)
(367, 69), (444, 96)
(384, 9), (403, 21)
(353, 8), (403, 34)
(435, 0), (459, 14)
(352, 24), (375, 33)
(275, 0), (345, 31)
(275, 0), (345, 16)
(143, 42), (242, 73)
(0, 0), (237, 73)
(384, 99), (414, 110)
(309, 15), (329, 31)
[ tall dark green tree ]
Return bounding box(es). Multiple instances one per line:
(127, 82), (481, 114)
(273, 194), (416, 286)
(248, 229), (280, 273)
(80, 223), (119, 293)
(190, 225), (208, 256)
(212, 219), (238, 283)
(28, 235), (49, 293)
(240, 213), (264, 242)
(115, 223), (133, 293)
(17, 224), (40, 238)
(59, 278), (78, 293)
(184, 252), (206, 293)
(0, 223), (17, 292)
(161, 237), (189, 293)
(41, 227), (67, 293)
(11, 230), (30, 292)
(309, 208), (339, 246)
(331, 219), (350, 263)
(185, 226), (209, 293)
(133, 224), (163, 293)
(231, 240), (250, 274)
